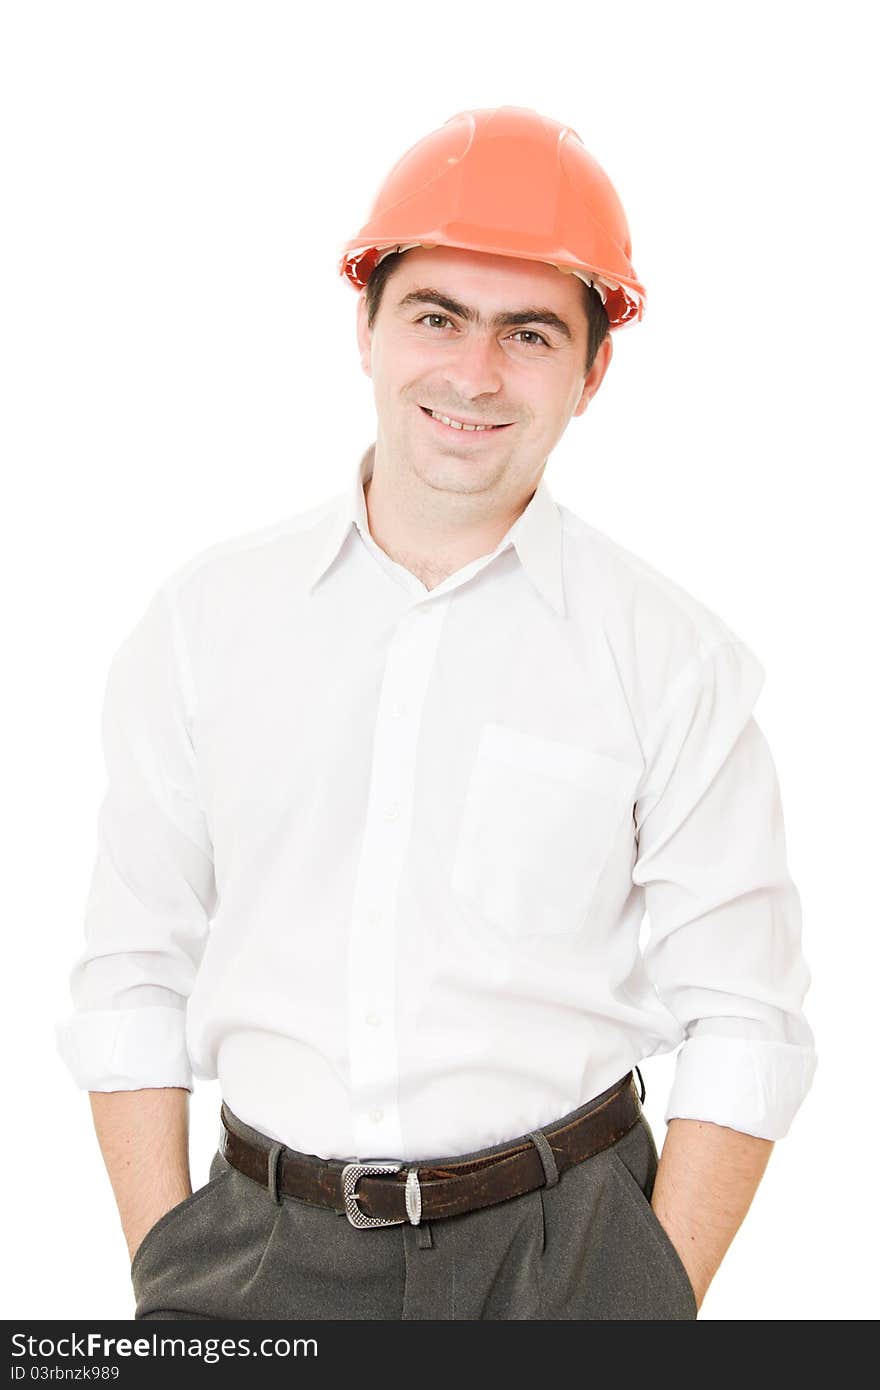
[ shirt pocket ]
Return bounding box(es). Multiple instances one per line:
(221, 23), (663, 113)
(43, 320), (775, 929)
(450, 722), (638, 941)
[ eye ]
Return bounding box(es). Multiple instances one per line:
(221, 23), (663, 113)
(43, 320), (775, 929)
(511, 330), (550, 347)
(415, 315), (549, 348)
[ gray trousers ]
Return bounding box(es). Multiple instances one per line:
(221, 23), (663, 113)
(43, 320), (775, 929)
(130, 1094), (698, 1320)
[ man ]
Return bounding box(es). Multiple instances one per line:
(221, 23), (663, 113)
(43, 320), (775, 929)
(55, 105), (818, 1321)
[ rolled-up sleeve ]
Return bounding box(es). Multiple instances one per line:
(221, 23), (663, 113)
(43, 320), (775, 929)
(54, 580), (216, 1092)
(632, 637), (818, 1140)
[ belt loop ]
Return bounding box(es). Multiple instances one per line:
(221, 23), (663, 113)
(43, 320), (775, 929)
(528, 1130), (559, 1188)
(634, 1065), (646, 1105)
(414, 1221), (434, 1249)
(267, 1143), (284, 1205)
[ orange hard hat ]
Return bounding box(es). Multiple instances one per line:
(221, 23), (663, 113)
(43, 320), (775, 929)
(338, 105), (646, 330)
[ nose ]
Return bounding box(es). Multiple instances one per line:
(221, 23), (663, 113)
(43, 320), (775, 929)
(439, 331), (506, 402)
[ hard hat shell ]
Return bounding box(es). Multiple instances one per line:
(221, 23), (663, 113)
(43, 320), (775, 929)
(338, 105), (646, 330)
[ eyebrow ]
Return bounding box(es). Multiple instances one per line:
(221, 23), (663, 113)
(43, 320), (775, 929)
(395, 288), (574, 342)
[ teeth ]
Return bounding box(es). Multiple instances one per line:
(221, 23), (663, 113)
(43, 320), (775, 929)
(429, 409), (496, 431)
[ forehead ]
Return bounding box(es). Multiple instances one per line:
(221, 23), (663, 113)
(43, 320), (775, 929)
(392, 245), (579, 305)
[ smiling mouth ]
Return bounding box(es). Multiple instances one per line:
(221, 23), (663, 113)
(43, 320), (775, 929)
(419, 405), (513, 431)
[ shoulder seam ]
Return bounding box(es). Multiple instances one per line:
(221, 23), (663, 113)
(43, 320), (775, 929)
(158, 581), (198, 746)
(640, 637), (752, 770)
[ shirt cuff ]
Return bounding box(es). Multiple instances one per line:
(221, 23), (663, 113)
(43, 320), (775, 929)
(663, 1033), (819, 1140)
(54, 1006), (194, 1092)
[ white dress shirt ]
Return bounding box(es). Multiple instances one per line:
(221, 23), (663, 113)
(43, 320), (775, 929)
(55, 442), (818, 1159)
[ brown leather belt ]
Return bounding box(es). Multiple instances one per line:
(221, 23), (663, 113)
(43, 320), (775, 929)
(218, 1070), (642, 1229)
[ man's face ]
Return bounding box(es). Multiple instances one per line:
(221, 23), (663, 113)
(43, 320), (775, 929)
(356, 246), (612, 510)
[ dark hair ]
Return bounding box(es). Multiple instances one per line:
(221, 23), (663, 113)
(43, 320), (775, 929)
(363, 249), (610, 375)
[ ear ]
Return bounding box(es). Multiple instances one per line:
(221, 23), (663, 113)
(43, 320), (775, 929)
(572, 333), (613, 418)
(356, 292), (373, 378)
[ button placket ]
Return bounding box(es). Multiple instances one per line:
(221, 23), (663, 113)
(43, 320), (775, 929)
(347, 598), (451, 1156)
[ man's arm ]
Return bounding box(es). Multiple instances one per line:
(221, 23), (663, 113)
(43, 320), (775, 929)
(628, 638), (816, 1309)
(54, 583), (217, 1266)
(653, 1117), (773, 1311)
(632, 640), (817, 1109)
(89, 1088), (192, 1264)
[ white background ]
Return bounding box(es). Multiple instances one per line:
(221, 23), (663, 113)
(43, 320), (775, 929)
(3, 0), (876, 1321)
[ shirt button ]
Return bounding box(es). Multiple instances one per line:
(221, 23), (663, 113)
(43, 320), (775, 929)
(369, 1108), (383, 1124)
(390, 702), (404, 718)
(385, 804), (399, 822)
(365, 1011), (381, 1027)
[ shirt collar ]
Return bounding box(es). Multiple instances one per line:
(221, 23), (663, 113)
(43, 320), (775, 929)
(306, 442), (566, 617)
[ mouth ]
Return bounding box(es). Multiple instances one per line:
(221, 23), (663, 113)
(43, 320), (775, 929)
(419, 404), (514, 437)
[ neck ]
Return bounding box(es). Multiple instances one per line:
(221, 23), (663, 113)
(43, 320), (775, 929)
(361, 441), (533, 588)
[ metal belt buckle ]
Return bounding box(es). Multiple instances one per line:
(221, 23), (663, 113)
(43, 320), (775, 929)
(341, 1160), (422, 1228)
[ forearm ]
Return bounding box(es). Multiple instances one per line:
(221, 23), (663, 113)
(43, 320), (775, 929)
(651, 1116), (774, 1310)
(89, 1087), (192, 1263)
